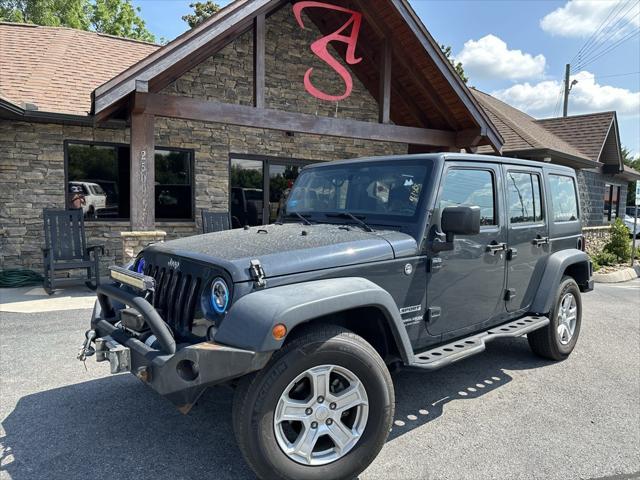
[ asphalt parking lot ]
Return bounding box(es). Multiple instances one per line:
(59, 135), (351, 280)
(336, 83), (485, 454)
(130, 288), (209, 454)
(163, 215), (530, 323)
(1, 280), (639, 480)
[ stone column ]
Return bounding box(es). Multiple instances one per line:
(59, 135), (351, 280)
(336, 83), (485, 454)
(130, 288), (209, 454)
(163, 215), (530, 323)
(121, 230), (166, 265)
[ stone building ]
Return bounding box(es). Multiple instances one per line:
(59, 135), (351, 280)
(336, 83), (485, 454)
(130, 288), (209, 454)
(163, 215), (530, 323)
(472, 89), (639, 227)
(1, 0), (636, 274)
(0, 0), (503, 271)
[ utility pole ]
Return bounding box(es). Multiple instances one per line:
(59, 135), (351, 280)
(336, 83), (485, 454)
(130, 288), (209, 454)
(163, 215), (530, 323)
(562, 63), (570, 117)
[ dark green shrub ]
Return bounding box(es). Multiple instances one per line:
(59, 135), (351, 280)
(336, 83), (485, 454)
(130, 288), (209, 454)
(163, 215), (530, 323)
(591, 250), (617, 270)
(603, 218), (631, 262)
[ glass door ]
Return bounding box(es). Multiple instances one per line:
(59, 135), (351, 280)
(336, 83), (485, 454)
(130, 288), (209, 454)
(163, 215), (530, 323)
(268, 163), (302, 223)
(230, 158), (264, 227)
(230, 156), (311, 227)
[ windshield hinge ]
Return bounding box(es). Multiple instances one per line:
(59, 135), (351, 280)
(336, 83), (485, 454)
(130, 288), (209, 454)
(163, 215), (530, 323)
(249, 259), (266, 288)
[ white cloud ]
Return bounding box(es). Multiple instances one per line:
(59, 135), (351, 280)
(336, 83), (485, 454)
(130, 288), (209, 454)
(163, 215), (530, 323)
(456, 34), (546, 80)
(540, 0), (640, 38)
(491, 70), (640, 117)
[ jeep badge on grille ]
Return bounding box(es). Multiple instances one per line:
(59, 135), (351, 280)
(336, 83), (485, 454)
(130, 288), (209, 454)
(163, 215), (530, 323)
(168, 258), (180, 269)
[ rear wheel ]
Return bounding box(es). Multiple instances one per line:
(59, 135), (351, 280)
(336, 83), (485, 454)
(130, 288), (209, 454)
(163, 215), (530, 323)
(232, 325), (394, 480)
(528, 276), (582, 360)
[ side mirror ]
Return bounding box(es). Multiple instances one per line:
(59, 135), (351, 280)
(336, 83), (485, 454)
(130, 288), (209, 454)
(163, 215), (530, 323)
(441, 206), (481, 237)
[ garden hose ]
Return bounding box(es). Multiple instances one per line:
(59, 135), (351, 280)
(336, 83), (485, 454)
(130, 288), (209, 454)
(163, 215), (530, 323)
(0, 269), (44, 288)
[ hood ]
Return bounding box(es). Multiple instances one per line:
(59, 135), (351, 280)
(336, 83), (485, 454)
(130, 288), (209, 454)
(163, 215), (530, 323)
(145, 223), (418, 282)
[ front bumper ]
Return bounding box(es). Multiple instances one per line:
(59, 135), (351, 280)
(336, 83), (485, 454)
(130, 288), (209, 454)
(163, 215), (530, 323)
(91, 284), (271, 413)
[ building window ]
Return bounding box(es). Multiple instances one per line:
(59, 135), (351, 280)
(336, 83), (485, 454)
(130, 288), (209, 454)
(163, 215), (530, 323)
(439, 169), (496, 226)
(549, 174), (579, 222)
(506, 171), (543, 224)
(66, 142), (194, 221)
(603, 183), (620, 223)
(229, 155), (311, 227)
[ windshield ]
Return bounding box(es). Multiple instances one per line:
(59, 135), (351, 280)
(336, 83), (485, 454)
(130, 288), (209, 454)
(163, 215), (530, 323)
(285, 160), (431, 220)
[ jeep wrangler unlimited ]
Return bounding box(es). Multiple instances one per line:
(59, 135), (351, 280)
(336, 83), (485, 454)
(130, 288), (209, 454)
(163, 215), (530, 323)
(80, 153), (592, 480)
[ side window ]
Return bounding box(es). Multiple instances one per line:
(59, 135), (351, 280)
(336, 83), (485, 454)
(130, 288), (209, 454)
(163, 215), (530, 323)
(439, 169), (496, 226)
(549, 174), (579, 222)
(507, 171), (543, 224)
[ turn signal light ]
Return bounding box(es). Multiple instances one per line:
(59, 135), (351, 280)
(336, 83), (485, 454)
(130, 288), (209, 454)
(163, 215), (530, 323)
(272, 324), (287, 340)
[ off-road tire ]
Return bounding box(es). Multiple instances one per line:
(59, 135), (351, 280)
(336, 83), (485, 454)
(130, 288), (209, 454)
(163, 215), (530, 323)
(232, 324), (394, 480)
(528, 276), (582, 360)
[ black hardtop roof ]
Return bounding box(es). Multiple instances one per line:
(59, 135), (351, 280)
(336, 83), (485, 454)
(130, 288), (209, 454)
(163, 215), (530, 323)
(305, 153), (576, 175)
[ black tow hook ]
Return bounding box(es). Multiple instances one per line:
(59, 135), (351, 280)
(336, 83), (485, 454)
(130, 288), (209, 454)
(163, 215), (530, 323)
(77, 329), (97, 365)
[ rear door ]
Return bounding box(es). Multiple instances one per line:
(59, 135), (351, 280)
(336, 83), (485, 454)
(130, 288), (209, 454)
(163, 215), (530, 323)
(426, 162), (507, 337)
(503, 166), (549, 312)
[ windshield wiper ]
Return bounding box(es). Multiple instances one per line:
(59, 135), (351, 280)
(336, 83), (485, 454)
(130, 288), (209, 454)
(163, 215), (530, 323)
(282, 212), (313, 225)
(325, 212), (374, 232)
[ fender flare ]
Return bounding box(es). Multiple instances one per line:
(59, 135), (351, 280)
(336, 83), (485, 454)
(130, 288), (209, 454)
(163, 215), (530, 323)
(214, 277), (414, 363)
(530, 249), (591, 315)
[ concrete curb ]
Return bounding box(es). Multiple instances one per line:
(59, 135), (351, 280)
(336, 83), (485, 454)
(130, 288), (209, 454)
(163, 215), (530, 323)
(593, 265), (640, 283)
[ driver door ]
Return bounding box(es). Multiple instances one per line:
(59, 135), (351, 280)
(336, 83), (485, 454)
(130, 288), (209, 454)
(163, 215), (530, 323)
(426, 162), (507, 339)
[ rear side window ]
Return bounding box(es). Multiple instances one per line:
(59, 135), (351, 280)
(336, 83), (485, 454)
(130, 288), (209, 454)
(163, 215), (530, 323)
(549, 174), (579, 222)
(507, 171), (543, 224)
(439, 168), (496, 225)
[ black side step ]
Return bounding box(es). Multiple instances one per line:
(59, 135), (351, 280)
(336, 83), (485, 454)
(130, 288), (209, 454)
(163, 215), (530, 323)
(411, 315), (549, 370)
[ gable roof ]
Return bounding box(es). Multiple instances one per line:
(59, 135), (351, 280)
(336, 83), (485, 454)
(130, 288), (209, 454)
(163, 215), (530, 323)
(0, 22), (158, 116)
(536, 111), (621, 167)
(92, 0), (503, 151)
(471, 88), (599, 169)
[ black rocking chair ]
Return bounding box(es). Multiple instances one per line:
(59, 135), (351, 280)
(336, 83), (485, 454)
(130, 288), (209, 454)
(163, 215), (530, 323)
(202, 210), (231, 233)
(42, 208), (104, 294)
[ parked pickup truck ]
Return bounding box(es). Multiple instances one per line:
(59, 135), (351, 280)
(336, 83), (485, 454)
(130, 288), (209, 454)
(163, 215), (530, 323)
(79, 153), (593, 480)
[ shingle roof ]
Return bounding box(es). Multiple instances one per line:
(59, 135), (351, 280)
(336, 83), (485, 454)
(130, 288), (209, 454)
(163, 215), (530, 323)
(0, 22), (158, 116)
(535, 112), (615, 162)
(470, 88), (589, 161)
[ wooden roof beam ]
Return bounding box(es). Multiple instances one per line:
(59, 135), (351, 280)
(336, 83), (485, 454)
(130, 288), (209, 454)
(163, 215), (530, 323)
(138, 92), (457, 147)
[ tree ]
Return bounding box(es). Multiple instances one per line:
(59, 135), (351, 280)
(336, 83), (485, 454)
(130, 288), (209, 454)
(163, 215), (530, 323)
(92, 0), (155, 42)
(440, 44), (468, 84)
(622, 146), (640, 206)
(0, 0), (90, 29)
(182, 1), (220, 29)
(0, 0), (155, 42)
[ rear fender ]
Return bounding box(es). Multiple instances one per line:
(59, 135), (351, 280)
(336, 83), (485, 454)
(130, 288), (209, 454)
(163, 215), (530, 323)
(214, 277), (414, 363)
(530, 249), (591, 315)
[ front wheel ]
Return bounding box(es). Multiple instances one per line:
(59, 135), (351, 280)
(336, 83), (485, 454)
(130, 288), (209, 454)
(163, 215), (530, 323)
(232, 325), (394, 480)
(528, 276), (582, 360)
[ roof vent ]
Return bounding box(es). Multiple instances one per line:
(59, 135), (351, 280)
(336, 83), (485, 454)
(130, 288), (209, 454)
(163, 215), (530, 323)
(23, 102), (38, 111)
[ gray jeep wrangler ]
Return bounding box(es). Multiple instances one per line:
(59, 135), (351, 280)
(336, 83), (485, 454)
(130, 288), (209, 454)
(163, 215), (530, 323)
(81, 153), (593, 480)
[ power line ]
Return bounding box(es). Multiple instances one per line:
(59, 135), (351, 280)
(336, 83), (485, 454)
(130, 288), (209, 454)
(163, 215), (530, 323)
(578, 28), (640, 70)
(570, 0), (628, 64)
(594, 71), (640, 79)
(576, 6), (640, 68)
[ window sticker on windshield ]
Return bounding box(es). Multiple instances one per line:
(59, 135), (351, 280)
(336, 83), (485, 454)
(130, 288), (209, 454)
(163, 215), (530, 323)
(409, 183), (422, 203)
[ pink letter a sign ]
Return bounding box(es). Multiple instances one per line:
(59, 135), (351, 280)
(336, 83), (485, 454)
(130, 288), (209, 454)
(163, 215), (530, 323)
(292, 1), (363, 102)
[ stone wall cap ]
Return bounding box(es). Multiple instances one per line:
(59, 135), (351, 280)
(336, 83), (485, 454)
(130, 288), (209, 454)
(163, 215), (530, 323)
(120, 230), (167, 238)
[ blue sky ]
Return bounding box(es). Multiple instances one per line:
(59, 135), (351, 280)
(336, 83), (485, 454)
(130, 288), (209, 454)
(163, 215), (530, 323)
(132, 0), (640, 157)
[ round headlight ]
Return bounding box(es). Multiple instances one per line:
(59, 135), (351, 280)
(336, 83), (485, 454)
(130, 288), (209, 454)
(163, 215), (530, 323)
(210, 278), (229, 314)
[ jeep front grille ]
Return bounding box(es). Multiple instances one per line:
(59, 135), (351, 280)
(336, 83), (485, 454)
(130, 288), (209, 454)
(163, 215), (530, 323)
(144, 263), (202, 336)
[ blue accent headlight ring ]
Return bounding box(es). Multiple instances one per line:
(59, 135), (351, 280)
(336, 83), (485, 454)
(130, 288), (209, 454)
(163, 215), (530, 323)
(211, 278), (229, 314)
(136, 258), (146, 274)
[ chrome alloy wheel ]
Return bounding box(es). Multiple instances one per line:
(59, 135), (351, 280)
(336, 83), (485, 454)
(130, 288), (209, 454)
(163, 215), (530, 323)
(273, 364), (369, 466)
(557, 292), (578, 345)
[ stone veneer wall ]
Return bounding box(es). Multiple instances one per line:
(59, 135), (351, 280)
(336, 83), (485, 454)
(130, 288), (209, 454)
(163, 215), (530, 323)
(0, 7), (407, 272)
(576, 169), (628, 227)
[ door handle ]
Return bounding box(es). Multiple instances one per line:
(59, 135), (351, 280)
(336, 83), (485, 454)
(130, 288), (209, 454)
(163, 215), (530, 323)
(532, 236), (549, 247)
(486, 241), (507, 254)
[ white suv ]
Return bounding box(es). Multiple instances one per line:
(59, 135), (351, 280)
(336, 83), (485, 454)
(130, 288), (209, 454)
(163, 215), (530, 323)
(69, 181), (107, 219)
